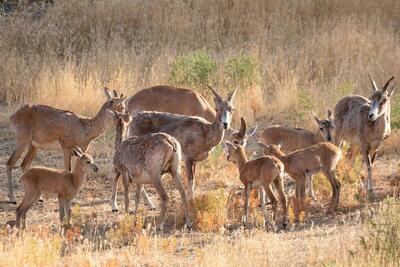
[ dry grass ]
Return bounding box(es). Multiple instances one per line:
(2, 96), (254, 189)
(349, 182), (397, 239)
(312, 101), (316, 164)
(1, 0), (400, 266)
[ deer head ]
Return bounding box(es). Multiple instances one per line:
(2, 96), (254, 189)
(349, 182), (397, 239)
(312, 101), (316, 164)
(207, 85), (238, 130)
(258, 143), (284, 158)
(367, 75), (396, 121)
(224, 141), (243, 164)
(229, 117), (257, 147)
(72, 147), (99, 173)
(103, 87), (127, 114)
(313, 110), (335, 142)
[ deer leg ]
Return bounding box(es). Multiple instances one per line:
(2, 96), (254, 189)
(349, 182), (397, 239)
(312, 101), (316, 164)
(122, 173), (130, 213)
(323, 170), (341, 213)
(153, 178), (169, 229)
(58, 198), (66, 224)
(20, 144), (38, 172)
(243, 183), (251, 224)
(299, 178), (306, 221)
(64, 199), (73, 225)
(263, 183), (278, 225)
(63, 149), (72, 171)
(274, 174), (288, 228)
(347, 144), (359, 167)
(259, 187), (266, 211)
(16, 190), (39, 229)
(7, 142), (29, 204)
(361, 149), (373, 193)
(305, 172), (316, 200)
(170, 168), (192, 227)
(134, 184), (142, 215)
(110, 169), (121, 212)
(141, 187), (156, 211)
(185, 159), (195, 200)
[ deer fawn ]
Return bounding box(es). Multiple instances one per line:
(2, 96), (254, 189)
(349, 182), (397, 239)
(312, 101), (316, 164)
(260, 142), (341, 220)
(16, 148), (98, 229)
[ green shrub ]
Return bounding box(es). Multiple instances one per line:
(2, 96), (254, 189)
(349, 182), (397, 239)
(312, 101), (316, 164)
(225, 55), (259, 87)
(170, 51), (217, 88)
(391, 94), (400, 129)
(360, 197), (400, 263)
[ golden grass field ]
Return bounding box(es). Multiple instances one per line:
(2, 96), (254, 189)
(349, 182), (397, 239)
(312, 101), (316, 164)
(1, 0), (400, 266)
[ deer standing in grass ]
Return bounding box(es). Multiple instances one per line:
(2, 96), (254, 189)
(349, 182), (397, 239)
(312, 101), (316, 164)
(125, 85), (216, 122)
(334, 75), (396, 194)
(260, 142), (341, 220)
(16, 148), (98, 229)
(6, 88), (125, 203)
(128, 85), (238, 205)
(258, 111), (335, 200)
(224, 133), (287, 228)
(110, 112), (191, 228)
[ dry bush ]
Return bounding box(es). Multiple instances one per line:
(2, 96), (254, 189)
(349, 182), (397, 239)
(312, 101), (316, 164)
(1, 0), (400, 130)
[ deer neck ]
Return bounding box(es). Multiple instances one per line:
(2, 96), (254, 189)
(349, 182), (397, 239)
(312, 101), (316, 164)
(236, 148), (248, 172)
(85, 105), (112, 141)
(71, 164), (87, 192)
(115, 120), (128, 149)
(209, 113), (225, 147)
(314, 129), (325, 143)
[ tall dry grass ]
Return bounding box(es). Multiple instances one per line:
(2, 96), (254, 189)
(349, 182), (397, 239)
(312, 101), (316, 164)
(1, 0), (400, 128)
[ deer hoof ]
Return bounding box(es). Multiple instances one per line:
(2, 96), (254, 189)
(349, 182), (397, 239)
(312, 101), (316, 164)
(112, 208), (119, 212)
(8, 200), (17, 205)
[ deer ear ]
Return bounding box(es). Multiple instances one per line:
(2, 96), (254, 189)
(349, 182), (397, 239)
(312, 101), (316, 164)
(313, 112), (321, 124)
(72, 147), (83, 157)
(327, 110), (333, 120)
(368, 74), (378, 92)
(276, 143), (282, 150)
(227, 86), (239, 103)
(238, 117), (247, 138)
(104, 87), (113, 100)
(112, 89), (118, 98)
(388, 86), (396, 98)
(224, 141), (235, 150)
(247, 125), (257, 137)
(383, 76), (395, 91)
(207, 84), (222, 103)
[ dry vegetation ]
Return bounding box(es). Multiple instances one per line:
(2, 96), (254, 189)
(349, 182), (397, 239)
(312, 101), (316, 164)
(1, 0), (400, 266)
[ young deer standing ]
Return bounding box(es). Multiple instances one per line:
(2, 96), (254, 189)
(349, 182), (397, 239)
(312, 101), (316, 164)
(111, 112), (191, 228)
(259, 111), (335, 200)
(334, 75), (396, 194)
(6, 88), (124, 203)
(16, 148), (98, 229)
(224, 140), (287, 228)
(260, 142), (341, 219)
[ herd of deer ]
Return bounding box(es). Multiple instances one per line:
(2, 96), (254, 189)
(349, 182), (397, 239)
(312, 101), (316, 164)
(5, 75), (396, 230)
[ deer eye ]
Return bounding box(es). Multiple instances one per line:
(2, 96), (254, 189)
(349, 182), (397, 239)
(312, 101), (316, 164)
(86, 161), (91, 164)
(234, 141), (239, 144)
(320, 128), (323, 131)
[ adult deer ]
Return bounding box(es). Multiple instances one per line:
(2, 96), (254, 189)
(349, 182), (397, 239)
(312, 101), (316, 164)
(258, 111), (335, 199)
(125, 85), (216, 122)
(129, 85), (238, 203)
(334, 75), (396, 194)
(6, 88), (125, 203)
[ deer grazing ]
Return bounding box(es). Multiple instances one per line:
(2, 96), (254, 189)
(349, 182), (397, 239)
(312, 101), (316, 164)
(224, 140), (287, 228)
(129, 85), (238, 203)
(260, 142), (341, 219)
(16, 148), (98, 229)
(334, 75), (396, 194)
(258, 111), (335, 199)
(6, 88), (125, 204)
(110, 112), (191, 228)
